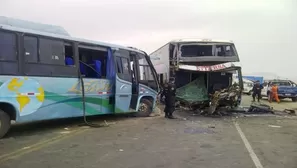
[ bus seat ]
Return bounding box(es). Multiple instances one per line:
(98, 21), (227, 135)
(65, 57), (74, 65)
(79, 62), (86, 75)
(93, 60), (102, 78)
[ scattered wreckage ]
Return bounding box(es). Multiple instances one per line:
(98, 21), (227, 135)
(173, 81), (242, 116)
(207, 83), (241, 115)
(172, 82), (295, 117)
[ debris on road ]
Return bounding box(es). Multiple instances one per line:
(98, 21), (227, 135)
(246, 104), (274, 114)
(150, 107), (162, 117)
(60, 131), (71, 134)
(184, 127), (215, 134)
(208, 125), (215, 128)
(268, 125), (282, 128)
(283, 109), (296, 115)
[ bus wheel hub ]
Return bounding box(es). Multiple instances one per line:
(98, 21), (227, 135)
(139, 103), (148, 112)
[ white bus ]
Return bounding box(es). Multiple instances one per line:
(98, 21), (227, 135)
(149, 39), (243, 106)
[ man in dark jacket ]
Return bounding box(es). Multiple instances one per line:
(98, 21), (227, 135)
(252, 80), (263, 102)
(163, 77), (176, 119)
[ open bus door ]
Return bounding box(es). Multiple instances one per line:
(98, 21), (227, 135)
(129, 52), (140, 111)
(114, 49), (133, 113)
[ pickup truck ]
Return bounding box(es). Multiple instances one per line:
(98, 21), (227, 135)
(261, 80), (297, 102)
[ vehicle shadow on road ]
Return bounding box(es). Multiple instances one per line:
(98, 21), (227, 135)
(4, 114), (135, 139)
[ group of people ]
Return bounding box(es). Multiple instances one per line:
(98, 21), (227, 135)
(252, 80), (280, 103)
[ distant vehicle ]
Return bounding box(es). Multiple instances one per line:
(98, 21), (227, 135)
(242, 76), (264, 84)
(242, 79), (254, 95)
(0, 18), (160, 138)
(261, 79), (297, 102)
(233, 77), (253, 95)
(149, 38), (243, 108)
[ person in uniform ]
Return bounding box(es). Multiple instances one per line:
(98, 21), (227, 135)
(252, 80), (263, 102)
(163, 77), (176, 119)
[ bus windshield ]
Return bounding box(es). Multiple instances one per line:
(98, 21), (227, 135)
(180, 43), (236, 57)
(270, 81), (292, 86)
(137, 53), (159, 92)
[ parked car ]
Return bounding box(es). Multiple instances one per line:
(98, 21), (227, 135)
(242, 79), (254, 95)
(261, 79), (297, 102)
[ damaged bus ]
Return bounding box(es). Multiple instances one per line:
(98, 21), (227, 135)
(0, 17), (160, 138)
(149, 39), (243, 109)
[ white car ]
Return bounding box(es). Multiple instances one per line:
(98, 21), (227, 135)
(241, 78), (254, 95)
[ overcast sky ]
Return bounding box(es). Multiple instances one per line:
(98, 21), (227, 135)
(0, 0), (296, 79)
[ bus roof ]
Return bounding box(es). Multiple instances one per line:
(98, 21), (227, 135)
(0, 16), (70, 36)
(0, 17), (144, 54)
(170, 39), (234, 43)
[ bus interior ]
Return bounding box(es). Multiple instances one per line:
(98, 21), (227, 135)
(64, 44), (108, 79)
(175, 70), (233, 104)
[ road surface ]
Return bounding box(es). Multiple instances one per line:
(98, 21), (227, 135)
(0, 95), (296, 168)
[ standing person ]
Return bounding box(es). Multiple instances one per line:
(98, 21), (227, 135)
(269, 83), (280, 103)
(163, 77), (177, 119)
(252, 80), (263, 102)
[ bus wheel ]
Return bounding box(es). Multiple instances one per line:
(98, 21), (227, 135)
(135, 99), (153, 117)
(0, 109), (11, 139)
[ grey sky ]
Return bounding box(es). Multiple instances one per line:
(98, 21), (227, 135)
(0, 0), (296, 79)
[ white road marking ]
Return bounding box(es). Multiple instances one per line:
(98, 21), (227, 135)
(234, 122), (264, 168)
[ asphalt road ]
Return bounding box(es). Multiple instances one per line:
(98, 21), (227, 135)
(0, 95), (296, 168)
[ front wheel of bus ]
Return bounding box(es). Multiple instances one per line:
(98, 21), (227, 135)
(0, 110), (11, 139)
(135, 99), (153, 117)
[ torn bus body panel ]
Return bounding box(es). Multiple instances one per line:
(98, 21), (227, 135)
(207, 83), (241, 115)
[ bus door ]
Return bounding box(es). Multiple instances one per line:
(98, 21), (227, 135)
(114, 49), (133, 113)
(129, 53), (139, 110)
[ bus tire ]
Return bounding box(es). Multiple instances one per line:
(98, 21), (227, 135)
(0, 109), (11, 139)
(135, 98), (153, 117)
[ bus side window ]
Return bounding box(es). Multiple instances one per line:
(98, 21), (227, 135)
(0, 31), (17, 61)
(24, 36), (38, 63)
(64, 43), (74, 66)
(0, 31), (18, 75)
(24, 37), (77, 77)
(116, 56), (131, 82)
(39, 38), (64, 65)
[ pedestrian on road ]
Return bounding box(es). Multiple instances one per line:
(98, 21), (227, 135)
(163, 77), (176, 119)
(252, 80), (263, 102)
(269, 83), (280, 103)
